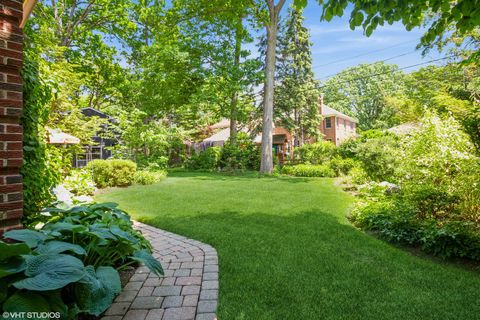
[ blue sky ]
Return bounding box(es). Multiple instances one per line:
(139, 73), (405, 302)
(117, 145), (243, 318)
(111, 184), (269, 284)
(264, 1), (446, 81)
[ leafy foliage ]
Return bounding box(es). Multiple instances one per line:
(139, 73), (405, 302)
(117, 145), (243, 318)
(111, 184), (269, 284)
(133, 170), (167, 185)
(63, 170), (96, 196)
(187, 134), (261, 171)
(21, 43), (59, 220)
(349, 113), (480, 260)
(282, 164), (336, 177)
(294, 141), (337, 164)
(219, 134), (261, 171)
(187, 147), (222, 170)
(320, 0), (480, 62)
(275, 6), (320, 144)
(355, 134), (399, 181)
(322, 62), (406, 130)
(0, 202), (163, 318)
(85, 159), (137, 188)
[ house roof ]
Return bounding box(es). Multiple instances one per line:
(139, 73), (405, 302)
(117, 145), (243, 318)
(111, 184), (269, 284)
(321, 105), (358, 123)
(209, 119), (230, 129)
(387, 122), (421, 135)
(81, 107), (109, 119)
(47, 128), (80, 145)
(203, 128), (231, 142)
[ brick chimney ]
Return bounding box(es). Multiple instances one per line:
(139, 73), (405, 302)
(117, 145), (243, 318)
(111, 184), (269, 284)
(0, 0), (24, 235)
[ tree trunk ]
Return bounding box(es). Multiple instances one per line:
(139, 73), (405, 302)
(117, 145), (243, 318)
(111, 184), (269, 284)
(260, 6), (280, 174)
(229, 17), (243, 146)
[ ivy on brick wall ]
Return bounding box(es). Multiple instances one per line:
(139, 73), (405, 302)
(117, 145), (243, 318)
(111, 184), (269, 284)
(20, 47), (60, 221)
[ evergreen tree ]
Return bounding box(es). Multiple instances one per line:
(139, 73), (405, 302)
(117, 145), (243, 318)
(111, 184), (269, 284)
(275, 7), (320, 147)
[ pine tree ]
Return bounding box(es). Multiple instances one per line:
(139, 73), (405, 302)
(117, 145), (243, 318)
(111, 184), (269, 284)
(275, 7), (320, 147)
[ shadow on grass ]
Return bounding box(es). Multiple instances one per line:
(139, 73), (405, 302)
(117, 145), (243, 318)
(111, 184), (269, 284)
(137, 209), (480, 320)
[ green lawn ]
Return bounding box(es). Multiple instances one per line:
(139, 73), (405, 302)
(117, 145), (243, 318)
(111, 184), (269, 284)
(96, 171), (480, 320)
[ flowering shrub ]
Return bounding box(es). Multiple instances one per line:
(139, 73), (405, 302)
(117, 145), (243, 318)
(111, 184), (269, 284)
(350, 113), (480, 260)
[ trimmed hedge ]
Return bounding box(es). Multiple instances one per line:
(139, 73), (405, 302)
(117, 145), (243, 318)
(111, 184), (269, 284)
(282, 164), (336, 177)
(134, 170), (167, 185)
(86, 159), (137, 188)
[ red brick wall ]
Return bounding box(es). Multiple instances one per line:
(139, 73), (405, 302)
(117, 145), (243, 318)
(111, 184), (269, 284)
(0, 0), (24, 235)
(320, 116), (336, 144)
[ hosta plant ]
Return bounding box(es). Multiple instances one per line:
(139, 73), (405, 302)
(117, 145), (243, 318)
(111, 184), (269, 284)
(1, 202), (163, 319)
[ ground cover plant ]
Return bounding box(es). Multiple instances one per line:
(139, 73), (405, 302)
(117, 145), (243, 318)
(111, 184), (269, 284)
(96, 171), (480, 320)
(346, 113), (480, 260)
(0, 203), (163, 319)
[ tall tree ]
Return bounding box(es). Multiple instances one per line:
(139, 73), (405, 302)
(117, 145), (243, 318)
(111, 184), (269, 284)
(322, 62), (406, 130)
(275, 6), (320, 146)
(259, 0), (287, 173)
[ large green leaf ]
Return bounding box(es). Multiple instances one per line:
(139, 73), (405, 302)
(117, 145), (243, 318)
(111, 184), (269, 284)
(0, 256), (26, 278)
(43, 222), (87, 233)
(0, 241), (31, 260)
(74, 266), (121, 316)
(13, 254), (85, 291)
(89, 202), (119, 210)
(34, 241), (86, 256)
(44, 290), (69, 319)
(3, 230), (49, 248)
(0, 281), (7, 304)
(2, 291), (51, 320)
(130, 250), (164, 276)
(110, 225), (138, 244)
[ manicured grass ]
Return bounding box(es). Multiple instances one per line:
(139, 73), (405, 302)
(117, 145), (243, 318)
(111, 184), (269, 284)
(96, 171), (480, 320)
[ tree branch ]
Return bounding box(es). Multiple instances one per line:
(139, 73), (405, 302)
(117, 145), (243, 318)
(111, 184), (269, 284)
(275, 0), (287, 15)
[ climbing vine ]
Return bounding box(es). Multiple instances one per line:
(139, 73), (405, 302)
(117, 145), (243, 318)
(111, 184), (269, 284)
(20, 43), (60, 220)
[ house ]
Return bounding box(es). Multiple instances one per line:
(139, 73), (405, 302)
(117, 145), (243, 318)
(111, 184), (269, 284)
(198, 97), (358, 162)
(319, 97), (358, 146)
(198, 119), (294, 164)
(74, 108), (118, 167)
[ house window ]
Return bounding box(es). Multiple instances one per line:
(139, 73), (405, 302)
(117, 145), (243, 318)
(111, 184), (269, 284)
(344, 120), (347, 130)
(325, 117), (332, 128)
(350, 122), (354, 130)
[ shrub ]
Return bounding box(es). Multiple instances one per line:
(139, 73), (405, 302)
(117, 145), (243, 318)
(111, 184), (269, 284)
(187, 133), (261, 171)
(1, 203), (163, 318)
(294, 141), (337, 164)
(348, 166), (369, 185)
(86, 159), (137, 188)
(186, 146), (222, 170)
(140, 157), (169, 170)
(329, 157), (357, 176)
(282, 164), (336, 177)
(350, 200), (421, 244)
(350, 198), (480, 260)
(64, 169), (96, 196)
(134, 170), (167, 185)
(348, 113), (480, 261)
(337, 137), (358, 159)
(220, 133), (261, 171)
(355, 134), (399, 181)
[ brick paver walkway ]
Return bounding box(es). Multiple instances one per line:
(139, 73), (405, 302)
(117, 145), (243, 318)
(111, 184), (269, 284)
(102, 222), (219, 320)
